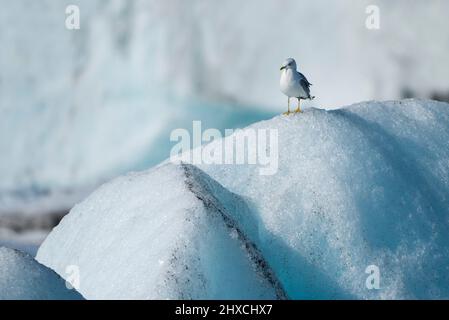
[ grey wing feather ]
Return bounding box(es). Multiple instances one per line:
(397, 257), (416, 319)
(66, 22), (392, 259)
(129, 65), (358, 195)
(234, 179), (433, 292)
(298, 72), (313, 98)
(298, 72), (312, 86)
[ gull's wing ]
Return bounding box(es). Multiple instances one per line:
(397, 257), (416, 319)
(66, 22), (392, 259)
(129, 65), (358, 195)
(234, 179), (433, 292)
(297, 72), (312, 97)
(298, 72), (312, 86)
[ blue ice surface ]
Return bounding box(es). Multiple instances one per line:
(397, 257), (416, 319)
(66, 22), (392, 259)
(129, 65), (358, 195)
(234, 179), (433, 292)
(196, 99), (449, 299)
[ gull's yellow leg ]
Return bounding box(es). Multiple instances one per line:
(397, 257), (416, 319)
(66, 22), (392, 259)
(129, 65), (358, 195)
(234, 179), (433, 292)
(295, 98), (302, 113)
(283, 97), (291, 115)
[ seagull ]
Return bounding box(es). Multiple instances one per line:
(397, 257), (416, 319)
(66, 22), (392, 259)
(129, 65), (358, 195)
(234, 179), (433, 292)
(280, 58), (314, 115)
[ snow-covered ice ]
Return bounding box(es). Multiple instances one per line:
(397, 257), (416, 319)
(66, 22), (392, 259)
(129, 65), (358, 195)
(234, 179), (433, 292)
(37, 164), (284, 299)
(37, 99), (449, 299)
(0, 247), (83, 299)
(194, 99), (449, 299)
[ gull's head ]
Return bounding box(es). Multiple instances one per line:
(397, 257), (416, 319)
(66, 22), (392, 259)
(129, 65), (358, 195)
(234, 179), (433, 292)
(280, 58), (297, 71)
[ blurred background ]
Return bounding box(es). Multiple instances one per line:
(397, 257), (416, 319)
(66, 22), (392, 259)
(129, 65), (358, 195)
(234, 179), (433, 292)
(1, 0), (449, 254)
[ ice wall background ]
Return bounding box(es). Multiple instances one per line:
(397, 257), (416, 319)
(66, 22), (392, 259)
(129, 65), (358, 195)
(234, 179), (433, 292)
(1, 0), (449, 253)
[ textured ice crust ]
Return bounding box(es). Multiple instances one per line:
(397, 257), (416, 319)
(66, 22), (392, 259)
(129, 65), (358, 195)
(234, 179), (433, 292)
(38, 100), (449, 299)
(37, 164), (284, 299)
(196, 99), (449, 299)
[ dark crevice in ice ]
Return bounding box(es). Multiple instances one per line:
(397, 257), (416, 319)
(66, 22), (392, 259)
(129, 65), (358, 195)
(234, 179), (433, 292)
(180, 163), (288, 299)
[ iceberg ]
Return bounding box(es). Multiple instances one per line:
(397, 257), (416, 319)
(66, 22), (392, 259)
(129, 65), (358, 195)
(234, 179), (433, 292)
(0, 247), (83, 299)
(37, 99), (449, 299)
(37, 163), (284, 299)
(194, 99), (449, 299)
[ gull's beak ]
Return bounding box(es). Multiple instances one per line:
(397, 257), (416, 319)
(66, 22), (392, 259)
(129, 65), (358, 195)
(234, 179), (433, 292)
(280, 66), (286, 71)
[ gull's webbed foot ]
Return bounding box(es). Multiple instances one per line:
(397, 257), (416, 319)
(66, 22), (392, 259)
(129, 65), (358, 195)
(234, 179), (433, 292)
(294, 108), (302, 113)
